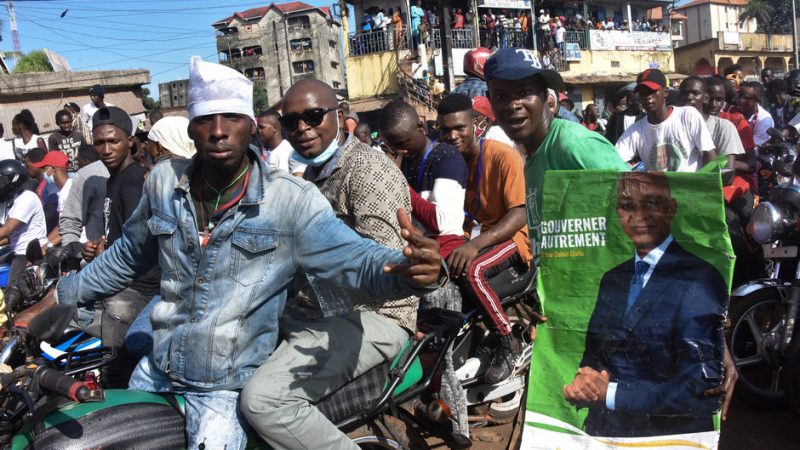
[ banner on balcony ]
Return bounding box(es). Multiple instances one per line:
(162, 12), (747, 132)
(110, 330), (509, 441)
(589, 30), (671, 51)
(564, 43), (581, 62)
(520, 170), (732, 450)
(477, 0), (531, 9)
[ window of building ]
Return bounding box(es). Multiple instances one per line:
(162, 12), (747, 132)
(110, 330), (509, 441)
(329, 40), (337, 49)
(290, 38), (313, 52)
(331, 61), (339, 69)
(333, 81), (341, 89)
(242, 46), (263, 57)
(288, 16), (311, 30)
(292, 60), (315, 74)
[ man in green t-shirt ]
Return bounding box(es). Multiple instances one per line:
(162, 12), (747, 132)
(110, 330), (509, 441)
(484, 48), (628, 264)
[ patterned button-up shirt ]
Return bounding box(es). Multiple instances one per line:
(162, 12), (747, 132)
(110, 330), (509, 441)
(286, 134), (419, 331)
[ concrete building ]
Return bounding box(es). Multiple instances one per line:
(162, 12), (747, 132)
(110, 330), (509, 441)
(0, 69), (149, 135)
(673, 0), (793, 77)
(159, 78), (189, 110)
(213, 2), (346, 108)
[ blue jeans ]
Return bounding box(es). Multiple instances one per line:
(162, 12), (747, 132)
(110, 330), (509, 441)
(125, 295), (160, 359)
(129, 356), (249, 450)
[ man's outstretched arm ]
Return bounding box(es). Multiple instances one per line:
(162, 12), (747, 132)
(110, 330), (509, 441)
(57, 183), (159, 307)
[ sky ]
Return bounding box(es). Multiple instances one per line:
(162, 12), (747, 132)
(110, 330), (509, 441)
(2, 0), (347, 95)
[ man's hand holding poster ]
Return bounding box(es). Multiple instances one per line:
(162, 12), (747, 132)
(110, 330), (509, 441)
(523, 170), (732, 449)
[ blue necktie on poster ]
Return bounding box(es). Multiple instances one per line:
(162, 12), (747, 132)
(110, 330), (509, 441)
(627, 261), (650, 311)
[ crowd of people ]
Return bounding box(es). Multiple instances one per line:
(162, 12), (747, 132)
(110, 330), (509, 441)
(0, 39), (789, 446)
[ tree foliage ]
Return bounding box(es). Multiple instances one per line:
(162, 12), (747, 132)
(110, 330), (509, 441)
(141, 87), (160, 113)
(253, 83), (269, 114)
(13, 50), (53, 74)
(740, 0), (793, 35)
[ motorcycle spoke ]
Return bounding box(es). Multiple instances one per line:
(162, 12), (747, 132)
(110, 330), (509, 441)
(744, 313), (765, 347)
(769, 368), (783, 393)
(736, 354), (766, 367)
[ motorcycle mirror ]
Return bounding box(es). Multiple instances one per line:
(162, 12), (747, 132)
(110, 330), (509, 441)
(25, 240), (43, 266)
(767, 127), (784, 141)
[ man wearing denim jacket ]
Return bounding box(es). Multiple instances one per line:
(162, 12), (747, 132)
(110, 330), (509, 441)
(56, 57), (443, 449)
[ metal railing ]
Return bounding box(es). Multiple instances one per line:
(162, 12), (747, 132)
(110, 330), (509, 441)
(478, 30), (531, 49)
(564, 30), (588, 49)
(397, 71), (438, 112)
(451, 29), (475, 49)
(349, 27), (407, 56)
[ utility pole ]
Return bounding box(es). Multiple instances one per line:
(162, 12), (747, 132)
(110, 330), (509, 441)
(793, 0), (799, 69)
(8, 0), (21, 53)
(339, 0), (349, 57)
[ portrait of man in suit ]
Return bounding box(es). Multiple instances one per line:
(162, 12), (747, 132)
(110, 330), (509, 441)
(562, 171), (727, 437)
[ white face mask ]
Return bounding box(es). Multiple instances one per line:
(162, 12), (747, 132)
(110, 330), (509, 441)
(291, 115), (341, 167)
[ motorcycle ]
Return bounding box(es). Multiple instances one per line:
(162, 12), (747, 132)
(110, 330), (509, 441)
(0, 259), (540, 448)
(755, 128), (797, 198)
(728, 176), (800, 409)
(0, 242), (99, 370)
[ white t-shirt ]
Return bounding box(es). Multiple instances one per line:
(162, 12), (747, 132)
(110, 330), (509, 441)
(0, 139), (15, 161)
(2, 190), (47, 255)
(555, 26), (566, 44)
(706, 115), (744, 157)
(81, 101), (115, 132)
(615, 106), (715, 172)
(57, 178), (73, 214)
(484, 125), (524, 158)
(265, 139), (306, 175)
(12, 135), (43, 160)
(747, 104), (774, 147)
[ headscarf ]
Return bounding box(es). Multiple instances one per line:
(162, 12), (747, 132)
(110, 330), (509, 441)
(147, 116), (196, 159)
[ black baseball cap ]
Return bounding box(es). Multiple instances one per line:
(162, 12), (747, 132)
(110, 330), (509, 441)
(89, 84), (105, 96)
(483, 48), (564, 91)
(635, 69), (667, 93)
(92, 106), (133, 136)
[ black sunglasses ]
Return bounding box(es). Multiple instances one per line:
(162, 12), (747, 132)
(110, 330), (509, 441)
(279, 107), (337, 131)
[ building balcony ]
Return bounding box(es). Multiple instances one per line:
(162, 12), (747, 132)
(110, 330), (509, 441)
(349, 28), (408, 56)
(216, 32), (262, 48)
(221, 54), (265, 69)
(717, 32), (793, 53)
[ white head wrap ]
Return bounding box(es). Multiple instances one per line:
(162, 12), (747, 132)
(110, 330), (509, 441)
(187, 56), (254, 122)
(148, 116), (197, 159)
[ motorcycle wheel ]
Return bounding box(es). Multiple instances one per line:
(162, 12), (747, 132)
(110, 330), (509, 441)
(727, 288), (790, 409)
(28, 401), (186, 449)
(348, 416), (428, 450)
(487, 388), (523, 424)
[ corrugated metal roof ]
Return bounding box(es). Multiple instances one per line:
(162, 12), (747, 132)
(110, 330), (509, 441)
(0, 90), (146, 136)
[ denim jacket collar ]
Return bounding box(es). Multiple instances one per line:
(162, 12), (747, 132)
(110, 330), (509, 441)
(175, 145), (266, 206)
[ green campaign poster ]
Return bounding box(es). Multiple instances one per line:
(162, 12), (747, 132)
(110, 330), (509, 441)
(521, 170), (733, 449)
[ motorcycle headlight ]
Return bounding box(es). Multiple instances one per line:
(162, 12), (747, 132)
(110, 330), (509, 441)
(750, 202), (786, 244)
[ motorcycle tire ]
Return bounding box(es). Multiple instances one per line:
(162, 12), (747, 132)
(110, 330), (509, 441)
(348, 416), (428, 450)
(487, 388), (523, 424)
(26, 402), (186, 449)
(727, 288), (791, 409)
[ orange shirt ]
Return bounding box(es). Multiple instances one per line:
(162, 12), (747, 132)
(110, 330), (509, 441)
(464, 138), (531, 263)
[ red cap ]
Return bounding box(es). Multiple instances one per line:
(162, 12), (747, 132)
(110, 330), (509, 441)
(635, 69), (667, 92)
(558, 92), (569, 102)
(32, 151), (69, 169)
(472, 96), (495, 122)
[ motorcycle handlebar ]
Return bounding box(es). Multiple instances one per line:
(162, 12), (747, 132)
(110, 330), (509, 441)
(36, 366), (91, 403)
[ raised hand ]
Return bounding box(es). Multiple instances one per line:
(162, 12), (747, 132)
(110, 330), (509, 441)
(384, 208), (442, 287)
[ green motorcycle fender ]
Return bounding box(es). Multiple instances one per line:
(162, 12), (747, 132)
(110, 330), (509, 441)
(11, 389), (185, 450)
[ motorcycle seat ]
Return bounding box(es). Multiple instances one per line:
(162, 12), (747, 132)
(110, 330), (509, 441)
(27, 304), (77, 344)
(315, 339), (425, 425)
